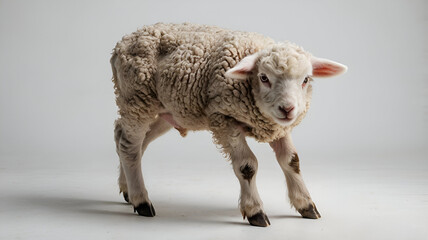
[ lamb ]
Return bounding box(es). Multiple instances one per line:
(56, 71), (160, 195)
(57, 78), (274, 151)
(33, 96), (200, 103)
(110, 23), (347, 227)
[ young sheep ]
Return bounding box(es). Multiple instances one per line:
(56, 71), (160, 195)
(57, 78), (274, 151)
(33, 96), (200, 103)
(111, 23), (347, 227)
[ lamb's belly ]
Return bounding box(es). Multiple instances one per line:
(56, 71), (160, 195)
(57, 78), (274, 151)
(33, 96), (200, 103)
(158, 111), (208, 137)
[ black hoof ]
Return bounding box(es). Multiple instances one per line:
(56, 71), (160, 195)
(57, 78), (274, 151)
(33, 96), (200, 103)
(298, 203), (321, 219)
(134, 202), (156, 217)
(247, 211), (271, 227)
(123, 192), (129, 203)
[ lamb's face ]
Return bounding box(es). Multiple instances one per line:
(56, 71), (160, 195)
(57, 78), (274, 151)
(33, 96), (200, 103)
(225, 42), (347, 127)
(253, 59), (313, 127)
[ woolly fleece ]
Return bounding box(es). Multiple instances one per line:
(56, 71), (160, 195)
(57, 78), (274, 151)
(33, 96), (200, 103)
(111, 23), (313, 143)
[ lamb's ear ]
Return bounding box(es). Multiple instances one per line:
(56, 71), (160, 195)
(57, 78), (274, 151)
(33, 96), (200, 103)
(225, 54), (258, 80)
(311, 57), (348, 78)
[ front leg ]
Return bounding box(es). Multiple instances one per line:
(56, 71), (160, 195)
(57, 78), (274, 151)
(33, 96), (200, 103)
(210, 115), (270, 227)
(269, 134), (321, 219)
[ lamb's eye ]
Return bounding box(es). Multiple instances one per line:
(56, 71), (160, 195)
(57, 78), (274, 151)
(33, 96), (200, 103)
(303, 77), (309, 84)
(259, 74), (269, 83)
(302, 77), (309, 87)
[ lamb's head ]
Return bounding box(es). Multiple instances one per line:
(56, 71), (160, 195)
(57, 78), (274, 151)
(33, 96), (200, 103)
(225, 43), (347, 127)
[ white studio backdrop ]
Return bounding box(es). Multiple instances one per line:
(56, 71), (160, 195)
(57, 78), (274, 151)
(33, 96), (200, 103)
(0, 0), (427, 166)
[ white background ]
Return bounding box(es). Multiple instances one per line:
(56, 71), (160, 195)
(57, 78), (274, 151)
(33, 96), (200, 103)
(0, 0), (427, 239)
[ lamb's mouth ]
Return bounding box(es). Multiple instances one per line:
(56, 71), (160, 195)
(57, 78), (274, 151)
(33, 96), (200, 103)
(275, 116), (295, 125)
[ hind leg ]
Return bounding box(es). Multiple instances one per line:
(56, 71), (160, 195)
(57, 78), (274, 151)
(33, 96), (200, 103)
(118, 163), (129, 202)
(116, 117), (172, 204)
(114, 116), (172, 216)
(115, 119), (153, 216)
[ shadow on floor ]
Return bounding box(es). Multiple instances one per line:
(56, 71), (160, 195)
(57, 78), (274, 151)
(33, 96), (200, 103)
(10, 194), (300, 226)
(9, 195), (246, 225)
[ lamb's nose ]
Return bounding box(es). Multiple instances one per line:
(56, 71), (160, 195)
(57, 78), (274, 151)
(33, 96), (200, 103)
(278, 105), (295, 117)
(284, 106), (294, 113)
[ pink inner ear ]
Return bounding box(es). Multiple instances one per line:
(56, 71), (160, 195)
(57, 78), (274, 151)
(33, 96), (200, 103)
(235, 55), (257, 72)
(236, 69), (250, 75)
(225, 54), (258, 79)
(311, 58), (347, 77)
(313, 63), (342, 77)
(236, 65), (253, 74)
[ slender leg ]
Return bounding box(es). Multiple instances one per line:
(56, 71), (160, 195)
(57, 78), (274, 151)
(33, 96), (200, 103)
(269, 134), (321, 219)
(118, 163), (129, 202)
(114, 117), (172, 217)
(116, 117), (172, 204)
(210, 115), (270, 227)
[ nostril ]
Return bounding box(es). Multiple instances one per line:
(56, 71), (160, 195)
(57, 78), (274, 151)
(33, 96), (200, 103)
(278, 106), (286, 116)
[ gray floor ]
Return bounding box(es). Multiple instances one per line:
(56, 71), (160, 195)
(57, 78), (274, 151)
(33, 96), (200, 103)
(1, 137), (427, 240)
